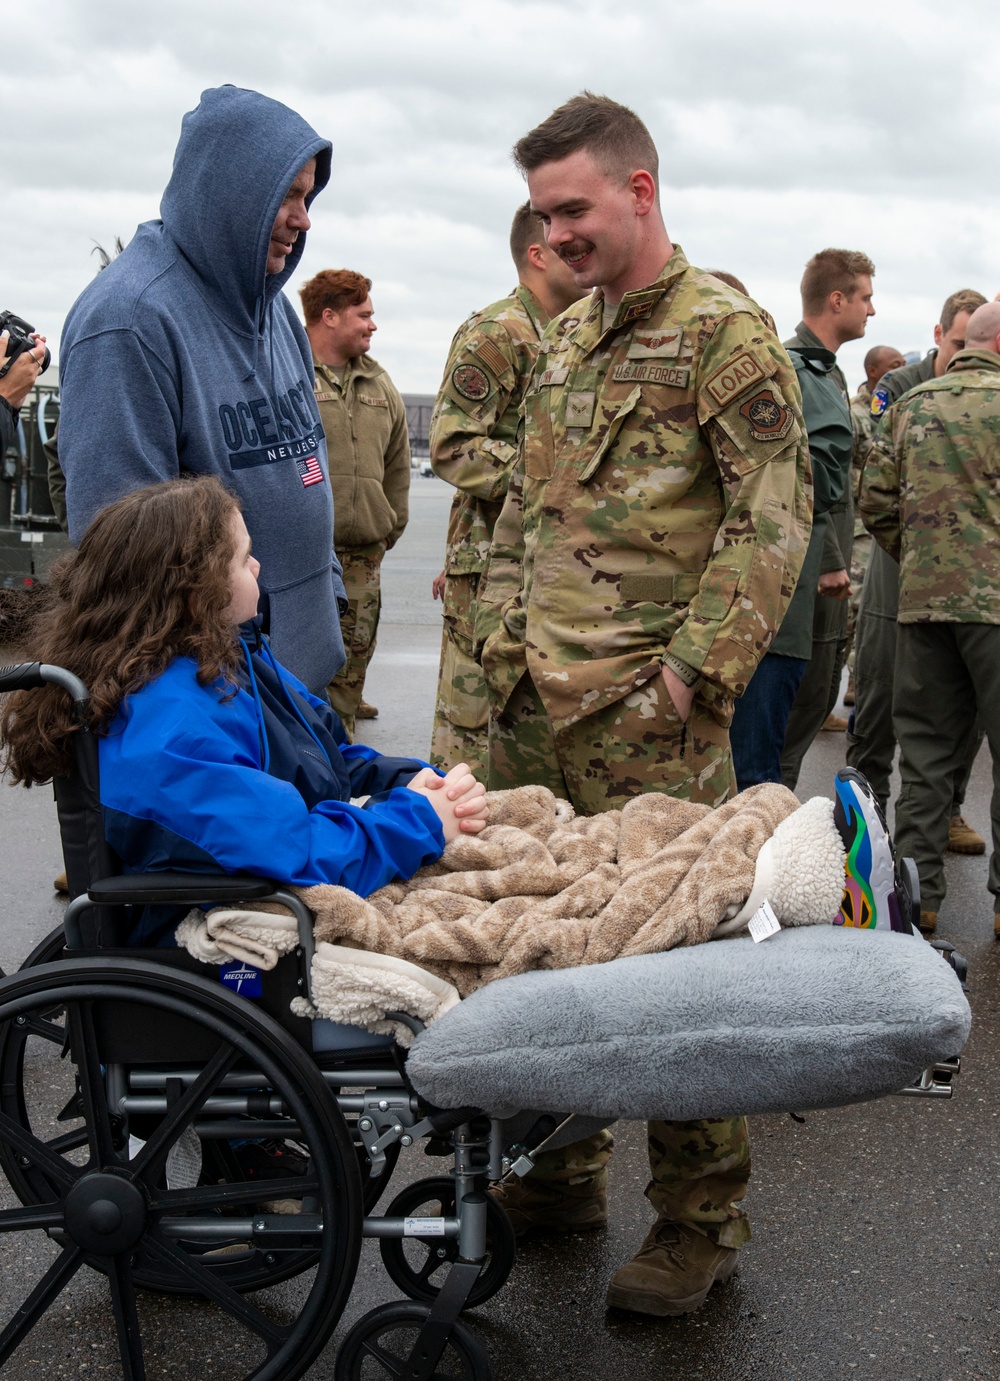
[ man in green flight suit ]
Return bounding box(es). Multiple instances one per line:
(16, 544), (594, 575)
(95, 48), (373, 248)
(777, 249), (876, 789)
(860, 300), (1000, 935)
(428, 203), (582, 779)
(729, 249), (869, 790)
(846, 288), (987, 875)
(480, 92), (811, 1318)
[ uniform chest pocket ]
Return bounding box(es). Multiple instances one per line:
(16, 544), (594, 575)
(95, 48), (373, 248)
(523, 371), (566, 482)
(575, 387), (642, 484)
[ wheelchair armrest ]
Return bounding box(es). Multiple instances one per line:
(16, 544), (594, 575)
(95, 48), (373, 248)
(86, 872), (277, 905)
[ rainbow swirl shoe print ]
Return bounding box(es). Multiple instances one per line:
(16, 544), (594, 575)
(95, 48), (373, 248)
(833, 767), (911, 933)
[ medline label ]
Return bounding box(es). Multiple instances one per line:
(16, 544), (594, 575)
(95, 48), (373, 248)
(404, 1217), (446, 1236)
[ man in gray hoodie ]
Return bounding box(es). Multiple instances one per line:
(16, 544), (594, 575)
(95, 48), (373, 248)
(59, 86), (346, 694)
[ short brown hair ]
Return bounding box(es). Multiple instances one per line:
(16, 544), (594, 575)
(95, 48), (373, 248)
(940, 288), (986, 333)
(509, 202), (544, 270)
(800, 249), (875, 316)
(513, 92), (659, 191)
(299, 269), (372, 326)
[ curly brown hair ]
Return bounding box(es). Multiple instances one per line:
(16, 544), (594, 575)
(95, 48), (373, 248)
(1, 476), (244, 786)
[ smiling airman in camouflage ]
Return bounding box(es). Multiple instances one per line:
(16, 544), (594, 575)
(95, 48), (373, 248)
(480, 93), (811, 1323)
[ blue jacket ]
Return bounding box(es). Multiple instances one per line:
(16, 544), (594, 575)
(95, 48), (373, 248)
(59, 86), (346, 694)
(100, 639), (445, 945)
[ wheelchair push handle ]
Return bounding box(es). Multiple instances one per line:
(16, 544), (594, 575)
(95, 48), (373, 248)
(0, 662), (90, 717)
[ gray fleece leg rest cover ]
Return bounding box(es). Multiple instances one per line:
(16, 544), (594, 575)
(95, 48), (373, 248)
(406, 926), (970, 1121)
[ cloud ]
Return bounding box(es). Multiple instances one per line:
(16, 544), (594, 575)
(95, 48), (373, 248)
(3, 0), (998, 392)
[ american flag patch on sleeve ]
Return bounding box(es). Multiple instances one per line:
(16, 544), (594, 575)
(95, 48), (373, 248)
(296, 455), (324, 487)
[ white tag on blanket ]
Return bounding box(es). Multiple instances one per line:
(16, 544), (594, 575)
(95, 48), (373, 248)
(404, 1216), (446, 1237)
(748, 898), (781, 943)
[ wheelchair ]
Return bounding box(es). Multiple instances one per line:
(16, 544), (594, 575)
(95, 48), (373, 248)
(0, 662), (970, 1379)
(0, 660), (543, 1380)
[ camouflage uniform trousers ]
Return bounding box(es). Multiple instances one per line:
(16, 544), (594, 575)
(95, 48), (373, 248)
(429, 571), (490, 781)
(488, 672), (750, 1247)
(893, 622), (1000, 910)
(326, 540), (385, 741)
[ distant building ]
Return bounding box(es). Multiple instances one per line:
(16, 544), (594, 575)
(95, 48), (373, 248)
(402, 393), (435, 458)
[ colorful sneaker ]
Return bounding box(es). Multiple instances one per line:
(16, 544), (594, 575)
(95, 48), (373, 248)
(833, 768), (911, 933)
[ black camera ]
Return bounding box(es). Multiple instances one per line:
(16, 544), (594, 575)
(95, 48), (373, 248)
(0, 311), (50, 378)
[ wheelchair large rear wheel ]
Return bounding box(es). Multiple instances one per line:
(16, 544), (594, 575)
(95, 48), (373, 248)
(0, 958), (363, 1381)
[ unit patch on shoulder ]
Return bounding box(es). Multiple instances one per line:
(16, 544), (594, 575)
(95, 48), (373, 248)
(704, 351), (767, 408)
(870, 385), (889, 417)
(452, 363), (493, 402)
(474, 338), (511, 380)
(738, 389), (793, 441)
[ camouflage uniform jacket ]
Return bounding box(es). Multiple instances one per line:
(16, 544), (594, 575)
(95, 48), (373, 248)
(430, 284), (552, 576)
(480, 246), (812, 731)
(859, 348), (1000, 624)
(869, 351), (936, 422)
(312, 353), (410, 551)
(850, 385), (874, 498)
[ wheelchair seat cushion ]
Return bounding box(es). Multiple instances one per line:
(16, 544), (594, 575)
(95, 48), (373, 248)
(406, 926), (970, 1120)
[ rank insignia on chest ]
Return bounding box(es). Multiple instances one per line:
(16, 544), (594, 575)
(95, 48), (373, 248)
(452, 363), (493, 402)
(871, 385), (888, 417)
(738, 389), (793, 441)
(565, 391), (596, 427)
(620, 300), (654, 325)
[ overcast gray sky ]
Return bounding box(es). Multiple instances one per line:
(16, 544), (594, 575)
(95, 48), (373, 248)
(4, 0), (998, 394)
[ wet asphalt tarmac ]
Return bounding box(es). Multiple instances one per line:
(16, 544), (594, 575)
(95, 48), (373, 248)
(0, 476), (997, 1380)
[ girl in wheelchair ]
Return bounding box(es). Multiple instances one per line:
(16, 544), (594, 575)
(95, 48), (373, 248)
(1, 475), (488, 944)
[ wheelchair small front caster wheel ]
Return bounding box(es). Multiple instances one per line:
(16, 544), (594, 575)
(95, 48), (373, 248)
(335, 1301), (490, 1380)
(379, 1176), (515, 1306)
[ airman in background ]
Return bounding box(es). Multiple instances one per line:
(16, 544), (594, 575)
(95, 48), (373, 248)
(301, 270), (410, 739)
(847, 289), (987, 857)
(860, 300), (1000, 933)
(840, 345), (904, 707)
(428, 203), (582, 778)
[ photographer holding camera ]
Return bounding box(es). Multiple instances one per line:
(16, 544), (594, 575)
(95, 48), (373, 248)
(0, 314), (49, 458)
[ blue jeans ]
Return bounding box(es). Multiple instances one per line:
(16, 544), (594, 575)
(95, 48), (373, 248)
(730, 653), (808, 791)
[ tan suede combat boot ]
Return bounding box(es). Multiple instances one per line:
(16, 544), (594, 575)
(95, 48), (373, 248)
(948, 814), (985, 855)
(918, 909), (938, 934)
(489, 1178), (607, 1238)
(356, 699), (379, 720)
(606, 1220), (738, 1316)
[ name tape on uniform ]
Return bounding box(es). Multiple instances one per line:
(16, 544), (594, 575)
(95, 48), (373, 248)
(612, 362), (691, 387)
(748, 898), (781, 943)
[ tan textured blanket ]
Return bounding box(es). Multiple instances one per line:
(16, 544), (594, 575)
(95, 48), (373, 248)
(274, 781), (803, 997)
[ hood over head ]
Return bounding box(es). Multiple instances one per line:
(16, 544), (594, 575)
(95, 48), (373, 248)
(160, 85), (332, 329)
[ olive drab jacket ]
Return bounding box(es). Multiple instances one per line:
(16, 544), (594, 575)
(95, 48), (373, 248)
(480, 246), (813, 731)
(312, 353), (410, 552)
